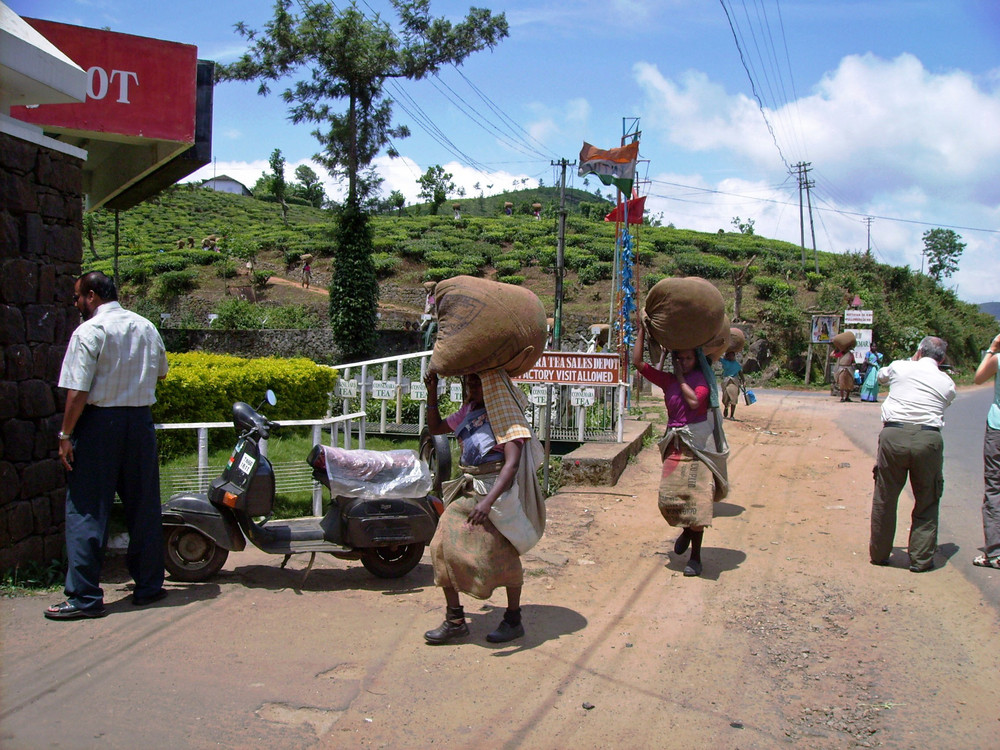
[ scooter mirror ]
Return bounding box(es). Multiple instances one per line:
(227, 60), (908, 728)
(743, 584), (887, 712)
(265, 389), (277, 406)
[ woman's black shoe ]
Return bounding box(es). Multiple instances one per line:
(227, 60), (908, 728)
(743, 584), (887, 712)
(486, 619), (524, 643)
(424, 619), (469, 644)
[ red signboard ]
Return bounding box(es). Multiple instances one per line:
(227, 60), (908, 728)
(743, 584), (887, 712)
(12, 19), (198, 144)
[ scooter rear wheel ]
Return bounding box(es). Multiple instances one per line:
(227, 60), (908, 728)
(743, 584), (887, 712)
(164, 526), (229, 582)
(360, 543), (425, 578)
(420, 430), (452, 498)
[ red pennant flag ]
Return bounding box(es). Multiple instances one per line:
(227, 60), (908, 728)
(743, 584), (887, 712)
(604, 195), (646, 225)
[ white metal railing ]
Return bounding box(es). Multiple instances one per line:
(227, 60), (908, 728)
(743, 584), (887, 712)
(157, 411), (365, 515)
(332, 349), (626, 443)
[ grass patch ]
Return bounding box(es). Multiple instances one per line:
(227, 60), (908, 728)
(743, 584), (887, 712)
(1, 559), (65, 596)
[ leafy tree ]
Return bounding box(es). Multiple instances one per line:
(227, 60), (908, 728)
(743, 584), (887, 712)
(731, 216), (755, 235)
(252, 172), (273, 198)
(388, 190), (406, 215)
(219, 0), (507, 208)
(292, 164), (325, 208)
(83, 211), (100, 260)
(218, 0), (507, 359)
(269, 148), (288, 224)
(922, 228), (965, 281)
(417, 164), (456, 214)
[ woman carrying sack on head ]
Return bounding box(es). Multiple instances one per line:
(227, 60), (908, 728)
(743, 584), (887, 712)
(632, 324), (729, 577)
(831, 345), (856, 402)
(421, 369), (545, 644)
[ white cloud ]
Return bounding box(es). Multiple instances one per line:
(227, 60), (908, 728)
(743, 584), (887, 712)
(634, 54), (1000, 303)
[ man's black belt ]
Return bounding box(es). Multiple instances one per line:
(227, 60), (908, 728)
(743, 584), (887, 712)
(883, 421), (940, 432)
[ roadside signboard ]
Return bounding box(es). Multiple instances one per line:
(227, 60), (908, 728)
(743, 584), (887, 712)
(570, 388), (596, 407)
(846, 329), (873, 362)
(529, 386), (548, 406)
(409, 382), (427, 401)
(810, 315), (839, 344)
(516, 352), (621, 386)
(844, 309), (874, 325)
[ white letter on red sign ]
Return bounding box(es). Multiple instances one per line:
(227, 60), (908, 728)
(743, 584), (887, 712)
(111, 70), (138, 103)
(86, 67), (139, 103)
(87, 66), (109, 100)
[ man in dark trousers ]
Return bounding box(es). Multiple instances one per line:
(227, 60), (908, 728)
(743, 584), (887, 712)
(45, 272), (169, 620)
(869, 336), (956, 573)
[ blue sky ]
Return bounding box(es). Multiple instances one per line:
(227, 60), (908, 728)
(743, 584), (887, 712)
(12, 0), (1000, 303)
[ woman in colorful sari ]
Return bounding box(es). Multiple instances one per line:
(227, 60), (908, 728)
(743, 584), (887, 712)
(859, 343), (884, 402)
(422, 370), (545, 644)
(633, 324), (729, 577)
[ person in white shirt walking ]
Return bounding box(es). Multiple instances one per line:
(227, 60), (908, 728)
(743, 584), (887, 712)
(45, 272), (169, 620)
(869, 336), (956, 573)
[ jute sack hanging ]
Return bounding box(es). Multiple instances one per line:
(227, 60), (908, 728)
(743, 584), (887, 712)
(430, 275), (547, 377)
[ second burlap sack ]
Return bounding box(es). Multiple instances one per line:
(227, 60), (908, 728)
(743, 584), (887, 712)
(430, 275), (547, 377)
(832, 331), (856, 351)
(644, 277), (726, 352)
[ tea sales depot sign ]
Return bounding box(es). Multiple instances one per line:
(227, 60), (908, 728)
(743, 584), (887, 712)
(844, 309), (874, 325)
(516, 352), (621, 386)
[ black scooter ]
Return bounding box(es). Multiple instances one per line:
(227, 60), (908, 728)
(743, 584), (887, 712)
(161, 393), (451, 582)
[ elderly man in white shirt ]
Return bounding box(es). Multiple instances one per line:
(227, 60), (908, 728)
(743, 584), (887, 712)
(869, 336), (956, 573)
(45, 272), (169, 620)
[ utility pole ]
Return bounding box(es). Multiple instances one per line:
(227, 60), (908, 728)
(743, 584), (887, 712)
(794, 162), (807, 269)
(864, 216), (874, 255)
(551, 158), (574, 351)
(793, 161), (818, 272)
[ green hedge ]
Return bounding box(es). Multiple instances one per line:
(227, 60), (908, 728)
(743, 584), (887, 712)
(154, 352), (338, 459)
(673, 252), (733, 279)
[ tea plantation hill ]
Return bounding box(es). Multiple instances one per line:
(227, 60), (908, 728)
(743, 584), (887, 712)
(82, 182), (996, 380)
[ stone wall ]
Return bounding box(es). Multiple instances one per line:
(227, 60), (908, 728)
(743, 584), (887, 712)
(0, 132), (83, 570)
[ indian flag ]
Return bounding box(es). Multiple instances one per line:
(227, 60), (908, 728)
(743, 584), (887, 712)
(578, 141), (639, 194)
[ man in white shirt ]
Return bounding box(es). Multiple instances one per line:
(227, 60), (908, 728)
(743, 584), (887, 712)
(45, 272), (169, 620)
(869, 336), (956, 573)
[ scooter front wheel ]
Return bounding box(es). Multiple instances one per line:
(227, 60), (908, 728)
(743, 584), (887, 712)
(360, 544), (425, 578)
(164, 526), (229, 582)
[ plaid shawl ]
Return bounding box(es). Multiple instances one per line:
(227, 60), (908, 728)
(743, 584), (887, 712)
(479, 368), (533, 445)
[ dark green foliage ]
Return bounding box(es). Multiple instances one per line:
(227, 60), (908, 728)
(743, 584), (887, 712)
(578, 262), (613, 285)
(643, 273), (667, 291)
(754, 275), (795, 300)
(329, 207), (378, 360)
(805, 272), (823, 291)
(497, 274), (525, 285)
(372, 252), (399, 278)
(674, 252), (733, 279)
(156, 270), (198, 300)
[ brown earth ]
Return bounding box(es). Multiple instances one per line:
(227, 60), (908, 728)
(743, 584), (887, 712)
(2, 390), (999, 749)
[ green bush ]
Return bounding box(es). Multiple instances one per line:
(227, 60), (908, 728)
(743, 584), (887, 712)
(262, 305), (321, 329)
(156, 270), (198, 300)
(215, 259), (238, 278)
(154, 352), (338, 458)
(578, 262), (613, 285)
(754, 275), (795, 300)
(372, 252), (399, 279)
(673, 252), (733, 279)
(494, 260), (521, 276)
(497, 274), (525, 285)
(251, 271), (271, 290)
(211, 298), (263, 329)
(643, 273), (667, 291)
(805, 271), (823, 291)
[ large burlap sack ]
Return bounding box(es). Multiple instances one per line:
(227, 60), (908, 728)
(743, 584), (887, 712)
(702, 316), (732, 362)
(644, 277), (725, 351)
(430, 276), (547, 377)
(727, 327), (746, 354)
(832, 331), (856, 351)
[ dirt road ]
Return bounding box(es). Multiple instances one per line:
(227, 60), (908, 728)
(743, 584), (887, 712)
(3, 391), (998, 749)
